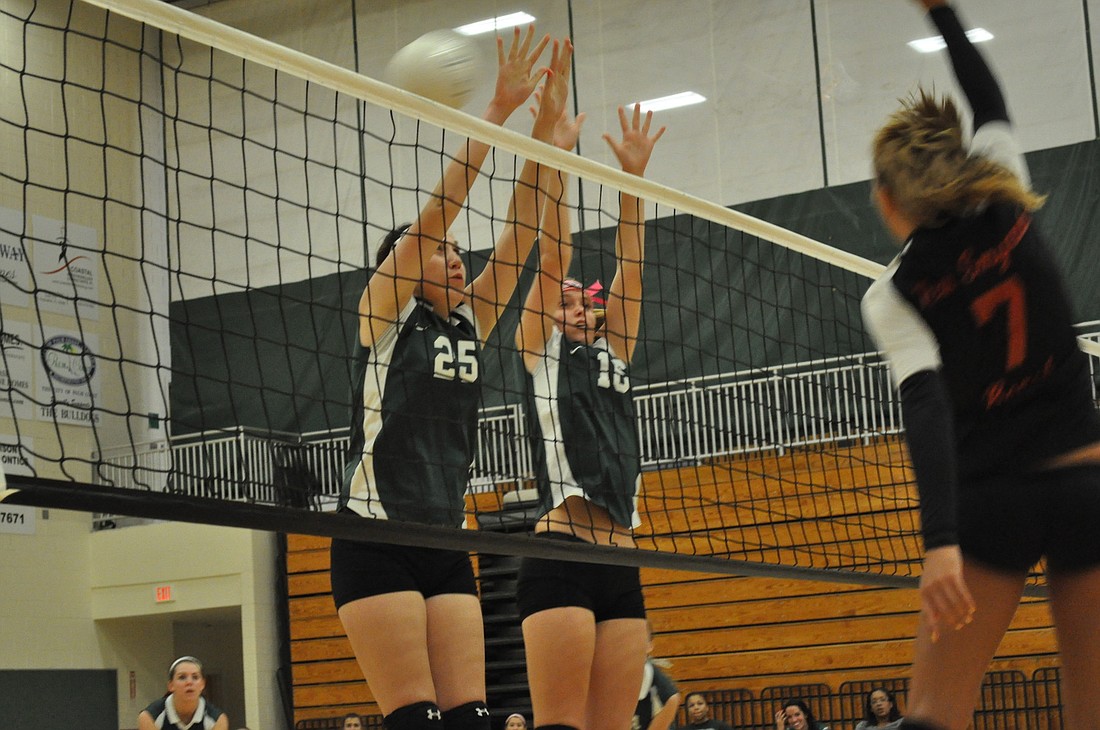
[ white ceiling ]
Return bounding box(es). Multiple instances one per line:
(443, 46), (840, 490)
(167, 0), (1100, 286)
(199, 0), (1100, 202)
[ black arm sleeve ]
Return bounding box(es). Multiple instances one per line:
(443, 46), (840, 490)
(899, 369), (959, 549)
(929, 4), (1008, 129)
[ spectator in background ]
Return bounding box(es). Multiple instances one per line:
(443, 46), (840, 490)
(855, 688), (903, 729)
(504, 713), (527, 730)
(138, 656), (228, 730)
(341, 713), (364, 730)
(682, 692), (733, 730)
(776, 699), (830, 730)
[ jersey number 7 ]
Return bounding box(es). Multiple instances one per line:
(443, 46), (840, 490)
(969, 274), (1027, 372)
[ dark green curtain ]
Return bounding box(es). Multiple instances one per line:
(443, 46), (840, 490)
(169, 139), (1100, 436)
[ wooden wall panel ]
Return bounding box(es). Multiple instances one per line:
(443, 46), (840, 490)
(286, 438), (1058, 725)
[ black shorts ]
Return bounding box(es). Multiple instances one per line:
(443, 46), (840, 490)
(958, 463), (1100, 573)
(329, 537), (477, 609)
(516, 532), (646, 622)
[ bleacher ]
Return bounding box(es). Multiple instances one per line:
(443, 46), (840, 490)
(293, 668), (1063, 729)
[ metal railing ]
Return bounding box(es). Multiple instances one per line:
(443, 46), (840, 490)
(92, 334), (1100, 527)
(1080, 323), (1100, 401)
(634, 353), (899, 467)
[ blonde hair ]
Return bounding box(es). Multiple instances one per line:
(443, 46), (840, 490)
(873, 89), (1044, 227)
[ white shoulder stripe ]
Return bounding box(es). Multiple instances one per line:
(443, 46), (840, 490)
(971, 121), (1030, 187)
(862, 258), (942, 387)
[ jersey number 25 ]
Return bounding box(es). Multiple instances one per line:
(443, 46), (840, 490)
(433, 336), (479, 383)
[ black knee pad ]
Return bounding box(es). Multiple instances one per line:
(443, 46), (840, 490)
(440, 701), (489, 730)
(384, 701), (444, 730)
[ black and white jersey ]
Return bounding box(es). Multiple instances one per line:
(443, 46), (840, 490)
(863, 124), (1100, 478)
(632, 660), (678, 730)
(142, 696), (224, 730)
(527, 330), (641, 529)
(342, 297), (481, 527)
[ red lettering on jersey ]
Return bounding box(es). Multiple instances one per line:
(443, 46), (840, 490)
(909, 214), (1029, 310)
(983, 355), (1054, 409)
(912, 274), (959, 308)
(957, 214), (1030, 283)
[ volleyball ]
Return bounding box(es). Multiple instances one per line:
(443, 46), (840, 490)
(384, 30), (482, 108)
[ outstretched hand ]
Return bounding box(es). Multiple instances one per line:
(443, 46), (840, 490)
(530, 38), (574, 133)
(492, 25), (551, 116)
(919, 545), (976, 643)
(530, 89), (585, 151)
(914, 0), (948, 10)
(603, 104), (666, 177)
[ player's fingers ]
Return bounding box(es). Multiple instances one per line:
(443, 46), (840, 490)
(545, 39), (560, 78)
(528, 33), (550, 68)
(530, 66), (550, 89)
(508, 26), (522, 58)
(602, 133), (620, 155)
(945, 580), (976, 629)
(558, 38), (574, 74)
(517, 24), (534, 58)
(922, 601), (944, 643)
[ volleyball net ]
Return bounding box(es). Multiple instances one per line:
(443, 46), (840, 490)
(6, 0), (1093, 586)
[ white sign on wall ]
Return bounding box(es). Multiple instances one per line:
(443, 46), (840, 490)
(36, 328), (101, 427)
(0, 436), (34, 476)
(0, 437), (36, 536)
(0, 319), (35, 422)
(0, 505), (36, 535)
(31, 216), (100, 321)
(0, 207), (30, 309)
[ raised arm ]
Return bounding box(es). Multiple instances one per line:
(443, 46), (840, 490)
(357, 26), (549, 348)
(469, 38), (574, 341)
(919, 0), (1007, 129)
(880, 0), (991, 644)
(601, 104), (665, 364)
(862, 273), (976, 642)
(514, 95), (585, 372)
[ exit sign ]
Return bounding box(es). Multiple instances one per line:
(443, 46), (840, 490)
(155, 585), (174, 603)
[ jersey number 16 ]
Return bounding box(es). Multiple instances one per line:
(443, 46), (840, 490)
(596, 350), (630, 393)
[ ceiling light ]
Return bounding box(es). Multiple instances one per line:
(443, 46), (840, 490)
(631, 91), (707, 113)
(908, 28), (993, 53)
(455, 12), (537, 36)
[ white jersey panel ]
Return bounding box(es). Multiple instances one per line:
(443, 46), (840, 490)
(344, 297), (414, 519)
(971, 121), (1030, 187)
(862, 253), (943, 387)
(531, 329), (587, 509)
